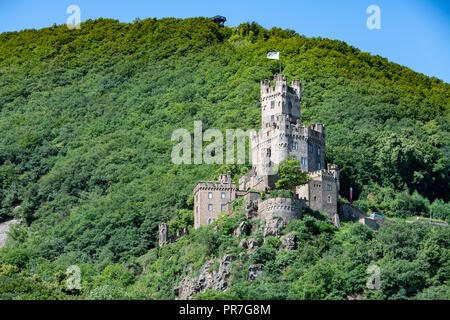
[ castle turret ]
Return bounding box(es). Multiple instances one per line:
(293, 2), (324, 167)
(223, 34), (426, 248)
(290, 79), (302, 101)
(251, 74), (326, 186)
(194, 73), (341, 230)
(260, 74), (301, 130)
(328, 164), (340, 193)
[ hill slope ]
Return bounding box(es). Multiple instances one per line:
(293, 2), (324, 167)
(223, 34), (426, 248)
(0, 17), (448, 299)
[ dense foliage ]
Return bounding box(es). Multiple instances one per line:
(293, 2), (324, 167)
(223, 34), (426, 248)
(0, 17), (448, 299)
(275, 157), (311, 190)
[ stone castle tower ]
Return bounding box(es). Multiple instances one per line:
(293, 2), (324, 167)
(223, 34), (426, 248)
(191, 74), (341, 229)
(251, 74), (325, 184)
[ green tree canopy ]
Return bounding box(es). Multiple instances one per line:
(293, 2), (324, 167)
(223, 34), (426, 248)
(275, 157), (311, 190)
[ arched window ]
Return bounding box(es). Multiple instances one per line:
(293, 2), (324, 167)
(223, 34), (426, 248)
(207, 218), (213, 224)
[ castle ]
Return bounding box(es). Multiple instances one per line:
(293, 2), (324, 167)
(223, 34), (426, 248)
(193, 74), (341, 229)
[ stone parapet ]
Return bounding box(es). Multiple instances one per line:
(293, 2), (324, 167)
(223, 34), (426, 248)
(257, 197), (304, 222)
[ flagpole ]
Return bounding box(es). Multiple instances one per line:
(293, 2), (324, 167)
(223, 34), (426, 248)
(267, 52), (282, 74)
(279, 54), (282, 75)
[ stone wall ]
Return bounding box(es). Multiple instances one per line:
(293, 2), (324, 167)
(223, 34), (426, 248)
(359, 217), (381, 230)
(296, 168), (339, 222)
(409, 217), (448, 228)
(193, 172), (236, 229)
(238, 168), (266, 192)
(339, 202), (367, 222)
(158, 223), (189, 247)
(251, 120), (326, 178)
(257, 197), (304, 222)
(339, 202), (385, 230)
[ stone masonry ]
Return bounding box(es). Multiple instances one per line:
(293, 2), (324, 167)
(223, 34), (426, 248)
(191, 74), (341, 229)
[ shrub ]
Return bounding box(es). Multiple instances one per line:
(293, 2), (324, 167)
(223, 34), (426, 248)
(250, 246), (276, 265)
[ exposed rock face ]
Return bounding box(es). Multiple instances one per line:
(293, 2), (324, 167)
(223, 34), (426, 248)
(215, 254), (234, 291)
(0, 219), (19, 248)
(175, 254), (235, 300)
(234, 221), (250, 238)
(239, 238), (248, 249)
(245, 199), (259, 219)
(347, 292), (365, 300)
(248, 264), (263, 282)
(263, 217), (286, 238)
(281, 234), (297, 250)
(247, 238), (261, 253)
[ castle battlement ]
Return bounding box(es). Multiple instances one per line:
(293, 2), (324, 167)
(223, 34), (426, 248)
(193, 74), (341, 229)
(260, 74), (301, 101)
(193, 182), (236, 194)
(309, 169), (338, 181)
(257, 197), (304, 222)
(260, 119), (326, 143)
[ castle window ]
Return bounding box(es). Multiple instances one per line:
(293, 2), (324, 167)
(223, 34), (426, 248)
(308, 145), (313, 153)
(221, 204), (226, 211)
(208, 192), (213, 199)
(291, 141), (297, 150)
(208, 204), (213, 211)
(207, 218), (213, 224)
(318, 147), (321, 156)
(195, 195), (198, 202)
(271, 101), (275, 109)
(327, 195), (332, 203)
(221, 192), (226, 199)
(318, 162), (321, 170)
(313, 196), (317, 201)
(327, 184), (332, 191)
(196, 206), (198, 213)
(301, 157), (307, 165)
(271, 115), (275, 122)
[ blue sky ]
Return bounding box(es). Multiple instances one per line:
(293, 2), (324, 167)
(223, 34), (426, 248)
(0, 0), (449, 83)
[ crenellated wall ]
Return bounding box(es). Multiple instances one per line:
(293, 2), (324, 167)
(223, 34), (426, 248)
(193, 74), (341, 230)
(257, 197), (304, 222)
(251, 117), (326, 179)
(193, 171), (236, 229)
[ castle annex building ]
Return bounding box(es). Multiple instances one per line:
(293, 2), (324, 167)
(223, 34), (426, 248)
(193, 74), (341, 229)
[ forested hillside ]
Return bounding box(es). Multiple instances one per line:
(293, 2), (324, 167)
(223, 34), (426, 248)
(0, 17), (448, 299)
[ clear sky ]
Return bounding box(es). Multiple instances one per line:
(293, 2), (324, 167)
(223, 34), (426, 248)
(0, 0), (449, 83)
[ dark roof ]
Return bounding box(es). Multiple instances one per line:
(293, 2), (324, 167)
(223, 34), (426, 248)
(211, 15), (226, 23)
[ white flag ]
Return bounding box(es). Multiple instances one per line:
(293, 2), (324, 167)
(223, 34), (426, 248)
(267, 52), (280, 60)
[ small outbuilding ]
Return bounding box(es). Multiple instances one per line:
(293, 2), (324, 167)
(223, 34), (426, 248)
(211, 15), (226, 26)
